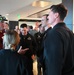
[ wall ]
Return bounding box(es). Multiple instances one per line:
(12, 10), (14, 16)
(62, 0), (73, 31)
(9, 21), (18, 30)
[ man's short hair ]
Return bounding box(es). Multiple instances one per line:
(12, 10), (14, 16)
(29, 26), (33, 29)
(49, 3), (68, 20)
(20, 23), (27, 28)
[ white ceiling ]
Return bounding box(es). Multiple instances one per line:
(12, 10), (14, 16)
(0, 0), (62, 21)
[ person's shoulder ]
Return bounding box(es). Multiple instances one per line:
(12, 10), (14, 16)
(47, 27), (60, 38)
(28, 33), (34, 37)
(34, 32), (40, 35)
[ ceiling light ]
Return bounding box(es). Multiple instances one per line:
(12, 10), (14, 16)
(32, 1), (51, 7)
(6, 14), (9, 16)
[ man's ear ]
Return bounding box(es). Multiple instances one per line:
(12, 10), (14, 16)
(54, 12), (59, 18)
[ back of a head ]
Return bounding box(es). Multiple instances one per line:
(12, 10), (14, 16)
(29, 26), (33, 29)
(3, 30), (20, 50)
(50, 3), (68, 20)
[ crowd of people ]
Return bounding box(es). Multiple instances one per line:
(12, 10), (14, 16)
(0, 3), (74, 75)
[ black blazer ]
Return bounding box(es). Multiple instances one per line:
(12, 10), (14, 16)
(0, 49), (28, 75)
(43, 22), (74, 75)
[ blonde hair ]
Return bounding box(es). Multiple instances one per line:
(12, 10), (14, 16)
(3, 30), (20, 50)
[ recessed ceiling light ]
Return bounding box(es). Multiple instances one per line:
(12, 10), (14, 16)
(32, 1), (51, 7)
(6, 14), (9, 16)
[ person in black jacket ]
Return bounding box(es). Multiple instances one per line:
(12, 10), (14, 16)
(0, 30), (28, 75)
(18, 23), (37, 75)
(34, 24), (44, 75)
(43, 3), (74, 75)
(34, 14), (52, 75)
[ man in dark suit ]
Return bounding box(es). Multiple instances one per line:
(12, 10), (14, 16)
(34, 14), (52, 75)
(43, 4), (74, 75)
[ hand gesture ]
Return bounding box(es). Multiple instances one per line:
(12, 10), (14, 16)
(17, 46), (29, 54)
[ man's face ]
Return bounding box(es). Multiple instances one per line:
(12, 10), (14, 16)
(47, 9), (56, 25)
(4, 23), (9, 30)
(41, 16), (47, 27)
(39, 26), (44, 33)
(20, 27), (28, 35)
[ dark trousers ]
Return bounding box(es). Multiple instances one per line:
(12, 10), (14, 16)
(37, 57), (43, 75)
(27, 58), (33, 75)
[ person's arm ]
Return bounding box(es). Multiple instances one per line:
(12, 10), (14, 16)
(17, 46), (29, 54)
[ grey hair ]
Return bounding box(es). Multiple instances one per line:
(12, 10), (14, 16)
(3, 30), (20, 50)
